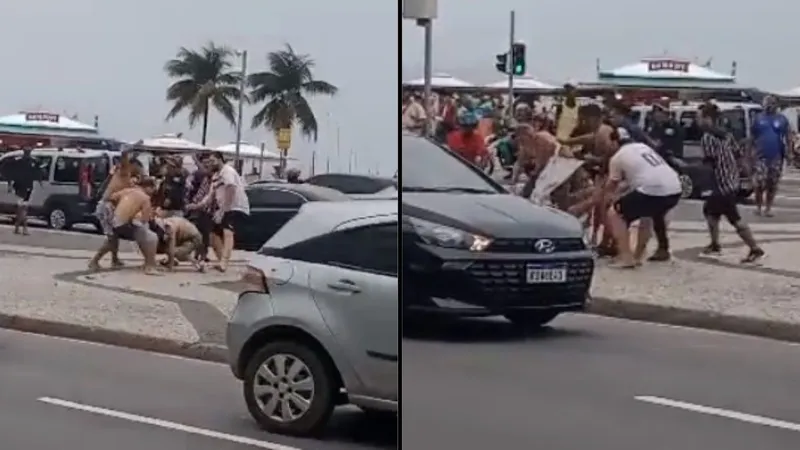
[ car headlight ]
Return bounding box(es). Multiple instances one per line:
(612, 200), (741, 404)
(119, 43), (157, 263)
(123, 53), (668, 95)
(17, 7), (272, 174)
(406, 217), (492, 251)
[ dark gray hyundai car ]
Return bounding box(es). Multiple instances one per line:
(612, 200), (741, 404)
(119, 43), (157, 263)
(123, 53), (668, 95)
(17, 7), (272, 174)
(401, 133), (594, 328)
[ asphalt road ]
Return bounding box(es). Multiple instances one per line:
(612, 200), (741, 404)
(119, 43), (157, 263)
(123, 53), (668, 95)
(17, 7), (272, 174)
(402, 314), (800, 450)
(0, 330), (395, 450)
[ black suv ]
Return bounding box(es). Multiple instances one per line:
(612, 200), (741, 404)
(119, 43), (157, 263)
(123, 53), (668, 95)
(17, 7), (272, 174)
(401, 133), (594, 328)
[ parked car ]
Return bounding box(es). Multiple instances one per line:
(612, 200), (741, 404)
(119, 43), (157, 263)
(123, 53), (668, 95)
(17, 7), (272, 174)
(401, 132), (594, 328)
(668, 156), (753, 200)
(227, 199), (398, 436)
(305, 173), (395, 194)
(0, 148), (119, 230)
(235, 183), (350, 251)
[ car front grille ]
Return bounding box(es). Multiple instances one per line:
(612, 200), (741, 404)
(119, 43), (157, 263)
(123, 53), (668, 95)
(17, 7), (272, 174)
(466, 259), (593, 307)
(487, 238), (585, 253)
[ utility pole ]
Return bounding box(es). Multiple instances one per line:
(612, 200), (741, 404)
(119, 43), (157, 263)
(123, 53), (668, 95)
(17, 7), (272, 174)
(233, 50), (248, 172)
(507, 11), (515, 115)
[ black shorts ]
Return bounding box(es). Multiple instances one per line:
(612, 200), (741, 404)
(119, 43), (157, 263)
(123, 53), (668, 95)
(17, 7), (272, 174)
(112, 223), (137, 241)
(702, 194), (741, 224)
(14, 185), (32, 203)
(615, 191), (681, 223)
(212, 211), (247, 237)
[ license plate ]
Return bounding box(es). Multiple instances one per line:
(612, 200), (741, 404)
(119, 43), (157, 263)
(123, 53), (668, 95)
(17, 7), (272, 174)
(526, 265), (567, 284)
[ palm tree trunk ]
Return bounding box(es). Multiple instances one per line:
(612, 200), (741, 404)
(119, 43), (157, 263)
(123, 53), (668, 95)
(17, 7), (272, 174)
(200, 103), (210, 145)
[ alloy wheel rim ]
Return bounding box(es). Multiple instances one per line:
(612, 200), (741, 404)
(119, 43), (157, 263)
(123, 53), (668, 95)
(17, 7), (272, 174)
(253, 353), (315, 423)
(50, 210), (66, 229)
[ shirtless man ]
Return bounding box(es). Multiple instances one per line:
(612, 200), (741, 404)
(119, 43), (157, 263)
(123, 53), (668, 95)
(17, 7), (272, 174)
(560, 104), (617, 250)
(157, 216), (204, 271)
(90, 151), (140, 269)
(512, 122), (564, 199)
(107, 178), (160, 275)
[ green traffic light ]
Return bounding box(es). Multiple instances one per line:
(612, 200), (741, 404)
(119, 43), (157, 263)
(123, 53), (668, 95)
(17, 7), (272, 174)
(513, 64), (525, 75)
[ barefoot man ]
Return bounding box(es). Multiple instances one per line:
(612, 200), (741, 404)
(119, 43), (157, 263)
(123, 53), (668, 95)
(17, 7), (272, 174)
(89, 150), (139, 269)
(107, 177), (161, 275)
(158, 215), (204, 271)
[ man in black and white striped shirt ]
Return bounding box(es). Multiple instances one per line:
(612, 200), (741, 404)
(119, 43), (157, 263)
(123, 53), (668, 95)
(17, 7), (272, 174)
(699, 103), (764, 263)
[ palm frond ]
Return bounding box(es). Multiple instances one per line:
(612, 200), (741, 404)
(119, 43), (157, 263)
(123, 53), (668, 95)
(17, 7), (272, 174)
(164, 41), (243, 132)
(248, 44), (337, 141)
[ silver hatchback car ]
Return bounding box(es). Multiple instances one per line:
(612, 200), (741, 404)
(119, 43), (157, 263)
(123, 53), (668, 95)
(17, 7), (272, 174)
(226, 199), (398, 437)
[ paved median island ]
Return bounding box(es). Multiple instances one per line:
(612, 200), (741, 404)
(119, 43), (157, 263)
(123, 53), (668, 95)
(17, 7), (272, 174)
(589, 221), (800, 342)
(0, 244), (247, 362)
(2, 220), (800, 360)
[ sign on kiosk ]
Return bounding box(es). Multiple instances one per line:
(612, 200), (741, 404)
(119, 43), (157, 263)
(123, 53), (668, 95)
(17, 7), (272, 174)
(24, 112), (60, 123)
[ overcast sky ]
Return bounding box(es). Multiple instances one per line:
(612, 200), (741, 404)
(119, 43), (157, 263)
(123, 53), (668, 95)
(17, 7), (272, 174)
(0, 0), (397, 176)
(402, 0), (800, 91)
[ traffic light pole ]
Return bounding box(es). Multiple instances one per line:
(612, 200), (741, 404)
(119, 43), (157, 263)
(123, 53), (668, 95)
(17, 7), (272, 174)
(507, 10), (515, 116)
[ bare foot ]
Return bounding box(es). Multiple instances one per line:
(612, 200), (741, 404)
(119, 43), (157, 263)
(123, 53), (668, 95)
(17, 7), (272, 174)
(610, 258), (638, 269)
(215, 263), (228, 273)
(144, 266), (163, 276)
(88, 261), (101, 272)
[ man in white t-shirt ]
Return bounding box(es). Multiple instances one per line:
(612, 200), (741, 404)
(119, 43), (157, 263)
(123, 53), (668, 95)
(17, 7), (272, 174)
(190, 151), (250, 272)
(591, 128), (682, 268)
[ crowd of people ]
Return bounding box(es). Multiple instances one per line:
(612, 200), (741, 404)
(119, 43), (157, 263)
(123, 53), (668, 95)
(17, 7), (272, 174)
(406, 85), (796, 267)
(87, 150), (251, 275)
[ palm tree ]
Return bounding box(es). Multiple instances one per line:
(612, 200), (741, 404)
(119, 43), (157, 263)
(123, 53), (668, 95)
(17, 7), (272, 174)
(248, 44), (338, 142)
(164, 42), (242, 144)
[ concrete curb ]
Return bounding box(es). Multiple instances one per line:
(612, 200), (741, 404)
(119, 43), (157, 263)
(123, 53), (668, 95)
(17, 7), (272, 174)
(0, 314), (228, 363)
(588, 297), (800, 344)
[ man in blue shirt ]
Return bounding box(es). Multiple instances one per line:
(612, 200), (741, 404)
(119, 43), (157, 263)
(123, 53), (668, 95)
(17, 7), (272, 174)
(750, 96), (793, 217)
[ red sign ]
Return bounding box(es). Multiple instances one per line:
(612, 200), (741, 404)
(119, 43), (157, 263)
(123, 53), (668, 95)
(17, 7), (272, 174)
(24, 112), (60, 123)
(646, 60), (689, 73)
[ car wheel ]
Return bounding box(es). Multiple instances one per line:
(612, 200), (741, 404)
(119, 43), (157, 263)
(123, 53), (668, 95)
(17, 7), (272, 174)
(504, 311), (560, 328)
(243, 341), (337, 437)
(47, 207), (71, 230)
(678, 174), (694, 199)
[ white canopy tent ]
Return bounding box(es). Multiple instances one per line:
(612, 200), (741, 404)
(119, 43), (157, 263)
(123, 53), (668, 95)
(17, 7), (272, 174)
(136, 133), (209, 152)
(403, 73), (473, 89)
(484, 75), (556, 91)
(780, 87), (800, 97)
(215, 142), (296, 179)
(215, 142), (284, 160)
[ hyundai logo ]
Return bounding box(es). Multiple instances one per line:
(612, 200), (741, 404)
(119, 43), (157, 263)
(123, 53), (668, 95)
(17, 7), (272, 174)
(533, 239), (555, 253)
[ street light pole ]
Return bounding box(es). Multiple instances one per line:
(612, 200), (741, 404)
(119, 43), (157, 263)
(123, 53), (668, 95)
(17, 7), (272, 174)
(234, 50), (248, 173)
(403, 0), (438, 137)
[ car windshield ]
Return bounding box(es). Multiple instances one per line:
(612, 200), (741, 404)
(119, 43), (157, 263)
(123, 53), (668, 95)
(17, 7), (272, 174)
(400, 135), (504, 194)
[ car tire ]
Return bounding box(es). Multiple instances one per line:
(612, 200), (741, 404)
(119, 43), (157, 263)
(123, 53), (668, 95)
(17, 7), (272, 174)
(243, 341), (337, 437)
(47, 206), (72, 230)
(504, 311), (560, 328)
(678, 173), (694, 199)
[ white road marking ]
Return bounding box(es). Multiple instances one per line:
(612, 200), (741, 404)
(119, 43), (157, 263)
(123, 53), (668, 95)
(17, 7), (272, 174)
(37, 397), (303, 450)
(635, 396), (800, 433)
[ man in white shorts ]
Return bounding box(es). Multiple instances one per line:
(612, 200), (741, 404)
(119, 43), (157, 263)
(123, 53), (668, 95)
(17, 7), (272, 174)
(591, 128), (682, 268)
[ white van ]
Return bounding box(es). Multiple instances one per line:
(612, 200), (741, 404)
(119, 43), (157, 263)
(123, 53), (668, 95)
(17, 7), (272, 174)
(630, 101), (763, 159)
(0, 148), (119, 229)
